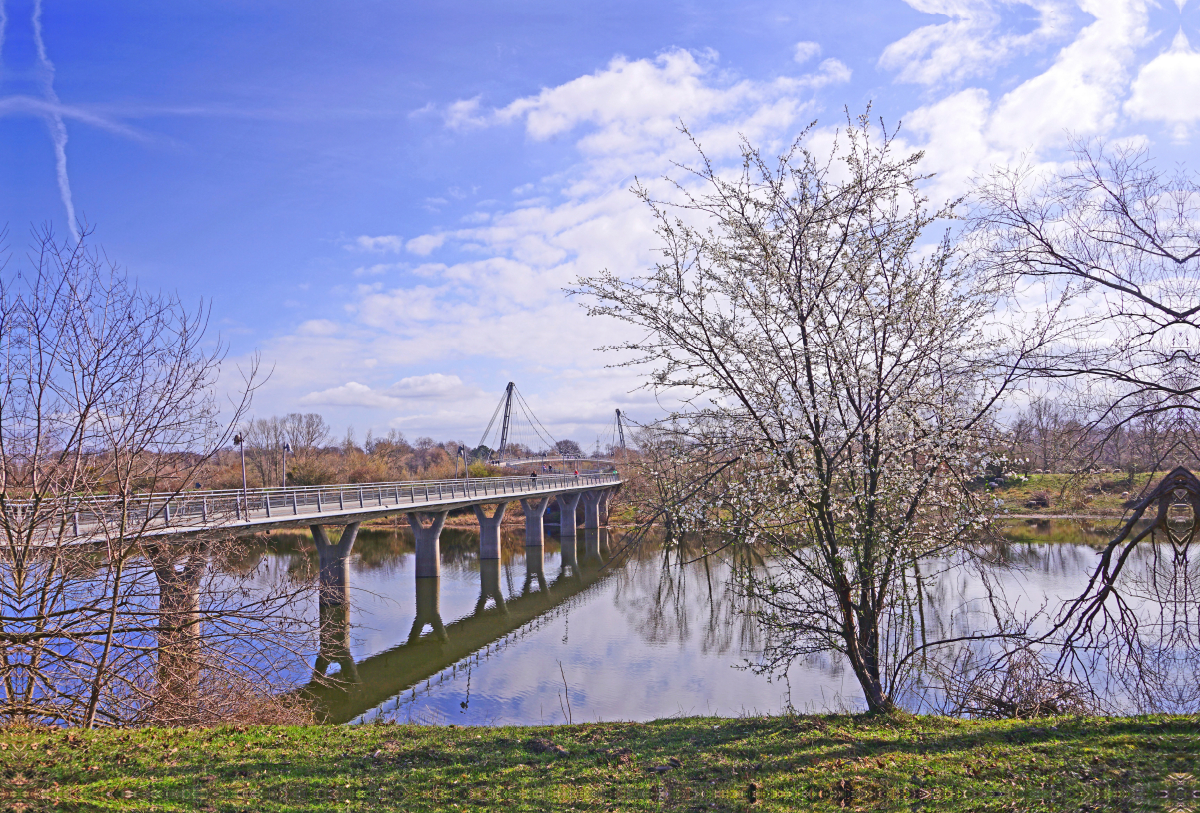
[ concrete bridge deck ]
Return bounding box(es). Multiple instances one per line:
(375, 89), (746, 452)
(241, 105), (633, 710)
(9, 471), (621, 545)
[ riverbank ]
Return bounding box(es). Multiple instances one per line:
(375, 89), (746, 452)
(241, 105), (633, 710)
(3, 714), (1194, 811)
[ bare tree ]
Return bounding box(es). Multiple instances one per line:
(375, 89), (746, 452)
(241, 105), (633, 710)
(241, 412), (333, 486)
(971, 139), (1200, 470)
(0, 227), (309, 727)
(574, 114), (1045, 712)
(973, 140), (1200, 711)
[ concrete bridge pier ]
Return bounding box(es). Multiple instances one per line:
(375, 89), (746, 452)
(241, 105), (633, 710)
(475, 559), (508, 615)
(582, 489), (609, 529)
(407, 576), (447, 644)
(407, 512), (448, 579)
(311, 523), (362, 683)
(520, 496), (553, 548)
(312, 522), (361, 604)
(555, 492), (582, 541)
(599, 488), (614, 526)
(473, 502), (510, 559)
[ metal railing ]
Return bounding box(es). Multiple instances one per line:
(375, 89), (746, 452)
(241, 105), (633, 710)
(4, 471), (621, 541)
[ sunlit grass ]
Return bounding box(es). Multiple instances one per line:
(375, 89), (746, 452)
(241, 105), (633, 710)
(3, 714), (1195, 811)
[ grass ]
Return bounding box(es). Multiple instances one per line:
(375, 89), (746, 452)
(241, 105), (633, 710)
(983, 472), (1160, 517)
(3, 714), (1197, 811)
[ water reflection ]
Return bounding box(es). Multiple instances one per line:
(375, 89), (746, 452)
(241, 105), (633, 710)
(297, 529), (618, 723)
(248, 520), (1192, 725)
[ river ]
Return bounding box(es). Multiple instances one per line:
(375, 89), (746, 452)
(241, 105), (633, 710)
(235, 517), (1179, 726)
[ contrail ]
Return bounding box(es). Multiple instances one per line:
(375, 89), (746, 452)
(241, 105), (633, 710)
(0, 2), (7, 68)
(32, 0), (78, 242)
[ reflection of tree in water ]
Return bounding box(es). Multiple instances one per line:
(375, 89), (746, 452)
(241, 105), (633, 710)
(1044, 469), (1200, 714)
(611, 534), (760, 657)
(609, 524), (1199, 714)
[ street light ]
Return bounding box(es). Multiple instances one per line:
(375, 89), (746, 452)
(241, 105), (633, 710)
(233, 433), (247, 519)
(282, 442), (291, 488)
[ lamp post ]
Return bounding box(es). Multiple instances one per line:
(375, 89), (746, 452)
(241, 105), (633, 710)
(282, 442), (291, 488)
(233, 433), (247, 519)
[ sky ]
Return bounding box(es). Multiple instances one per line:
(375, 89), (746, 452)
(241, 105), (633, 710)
(2, 0), (1198, 450)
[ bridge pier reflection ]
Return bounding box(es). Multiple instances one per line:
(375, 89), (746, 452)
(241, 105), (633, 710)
(584, 527), (610, 564)
(523, 541), (549, 595)
(559, 532), (580, 578)
(315, 599), (360, 683)
(408, 577), (447, 644)
(475, 559), (508, 615)
(311, 523), (363, 682)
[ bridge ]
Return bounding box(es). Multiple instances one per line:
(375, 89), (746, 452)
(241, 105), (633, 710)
(4, 381), (630, 721)
(14, 468), (621, 578)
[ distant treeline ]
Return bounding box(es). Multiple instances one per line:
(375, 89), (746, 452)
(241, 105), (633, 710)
(202, 413), (588, 489)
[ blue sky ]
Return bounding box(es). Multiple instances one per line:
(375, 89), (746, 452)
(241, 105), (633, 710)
(3, 0), (1198, 448)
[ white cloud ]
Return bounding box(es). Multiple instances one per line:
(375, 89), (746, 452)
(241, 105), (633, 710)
(249, 11), (1193, 440)
(442, 49), (849, 179)
(986, 0), (1149, 151)
(880, 0), (1076, 86)
(1126, 29), (1200, 141)
(299, 374), (477, 409)
(445, 95), (486, 129)
(352, 263), (395, 277)
(296, 319), (339, 337)
(351, 234), (404, 253)
(406, 233), (447, 255)
(886, 0), (1160, 200)
(794, 41), (822, 63)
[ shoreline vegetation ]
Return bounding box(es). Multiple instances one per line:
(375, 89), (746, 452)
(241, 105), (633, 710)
(3, 714), (1195, 811)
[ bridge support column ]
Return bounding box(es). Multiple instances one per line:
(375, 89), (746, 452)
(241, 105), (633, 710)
(311, 523), (361, 684)
(599, 488), (614, 526)
(520, 496), (552, 548)
(582, 489), (608, 529)
(555, 492), (582, 541)
(407, 512), (448, 579)
(312, 522), (361, 604)
(472, 502), (510, 560)
(148, 541), (207, 712)
(475, 559), (508, 614)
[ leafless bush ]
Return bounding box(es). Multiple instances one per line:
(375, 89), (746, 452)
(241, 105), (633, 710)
(0, 227), (315, 727)
(936, 649), (1095, 719)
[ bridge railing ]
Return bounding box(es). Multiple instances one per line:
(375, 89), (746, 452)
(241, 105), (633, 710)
(4, 471), (621, 539)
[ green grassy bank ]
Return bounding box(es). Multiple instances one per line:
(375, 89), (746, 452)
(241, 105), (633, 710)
(3, 715), (1197, 811)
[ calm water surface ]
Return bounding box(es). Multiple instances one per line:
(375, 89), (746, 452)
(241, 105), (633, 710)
(256, 518), (1130, 726)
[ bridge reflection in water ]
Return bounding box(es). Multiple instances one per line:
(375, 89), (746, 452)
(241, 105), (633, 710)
(302, 527), (615, 724)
